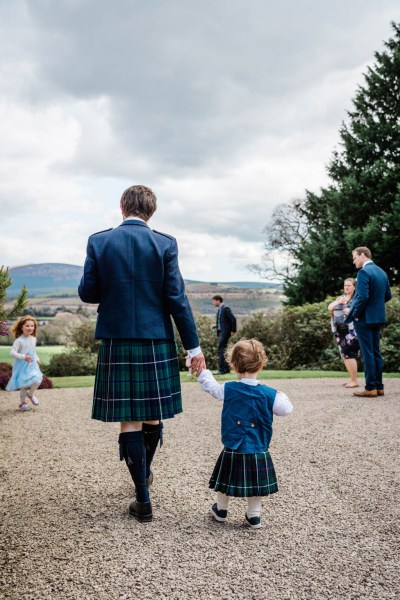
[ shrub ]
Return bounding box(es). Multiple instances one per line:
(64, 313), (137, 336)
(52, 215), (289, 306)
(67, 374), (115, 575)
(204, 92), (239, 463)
(69, 321), (100, 353)
(233, 305), (340, 370)
(231, 287), (400, 372)
(44, 348), (98, 377)
(174, 315), (219, 371)
(0, 362), (12, 377)
(381, 287), (400, 373)
(0, 362), (12, 389)
(39, 375), (54, 389)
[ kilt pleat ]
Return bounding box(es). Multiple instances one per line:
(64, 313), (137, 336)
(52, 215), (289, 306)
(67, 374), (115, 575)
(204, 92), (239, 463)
(92, 339), (182, 422)
(209, 447), (278, 497)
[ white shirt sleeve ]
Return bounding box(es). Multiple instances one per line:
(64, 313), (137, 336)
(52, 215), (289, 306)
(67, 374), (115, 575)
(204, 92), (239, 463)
(187, 346), (202, 358)
(10, 338), (25, 360)
(273, 391), (293, 416)
(197, 369), (225, 402)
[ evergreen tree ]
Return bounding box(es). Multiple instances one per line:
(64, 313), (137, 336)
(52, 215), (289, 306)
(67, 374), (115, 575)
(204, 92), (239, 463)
(257, 22), (400, 305)
(0, 267), (28, 336)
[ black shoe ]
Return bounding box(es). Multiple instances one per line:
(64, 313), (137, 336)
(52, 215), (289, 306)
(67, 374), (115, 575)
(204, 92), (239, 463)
(129, 500), (153, 522)
(146, 471), (154, 488)
(245, 513), (261, 529)
(211, 503), (228, 522)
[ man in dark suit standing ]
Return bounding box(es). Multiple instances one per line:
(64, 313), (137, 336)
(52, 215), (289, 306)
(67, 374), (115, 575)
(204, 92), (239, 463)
(79, 185), (205, 522)
(345, 246), (392, 398)
(212, 295), (237, 374)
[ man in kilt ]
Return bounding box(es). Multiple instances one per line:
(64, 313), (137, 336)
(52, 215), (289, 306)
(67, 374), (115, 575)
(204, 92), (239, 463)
(79, 185), (205, 522)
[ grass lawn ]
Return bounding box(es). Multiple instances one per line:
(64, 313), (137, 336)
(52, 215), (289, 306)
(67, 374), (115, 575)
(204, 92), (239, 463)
(51, 375), (95, 388)
(49, 370), (400, 388)
(180, 370), (400, 382)
(0, 345), (66, 364)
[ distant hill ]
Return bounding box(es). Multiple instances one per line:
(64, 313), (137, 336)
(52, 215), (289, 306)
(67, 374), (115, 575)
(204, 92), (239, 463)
(8, 264), (83, 297)
(7, 263), (281, 305)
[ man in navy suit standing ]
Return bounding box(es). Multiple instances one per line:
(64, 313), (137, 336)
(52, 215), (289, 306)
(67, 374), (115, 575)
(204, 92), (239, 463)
(79, 185), (205, 521)
(345, 247), (392, 398)
(212, 295), (237, 374)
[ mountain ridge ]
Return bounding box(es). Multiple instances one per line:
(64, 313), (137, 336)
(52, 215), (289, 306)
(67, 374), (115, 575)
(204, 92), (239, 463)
(7, 263), (279, 298)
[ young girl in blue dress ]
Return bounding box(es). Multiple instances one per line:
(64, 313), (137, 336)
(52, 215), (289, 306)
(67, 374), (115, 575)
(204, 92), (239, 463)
(197, 339), (293, 529)
(6, 315), (43, 411)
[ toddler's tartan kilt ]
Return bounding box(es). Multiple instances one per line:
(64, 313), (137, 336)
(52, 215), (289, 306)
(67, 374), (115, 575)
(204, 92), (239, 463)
(92, 339), (182, 422)
(209, 447), (278, 497)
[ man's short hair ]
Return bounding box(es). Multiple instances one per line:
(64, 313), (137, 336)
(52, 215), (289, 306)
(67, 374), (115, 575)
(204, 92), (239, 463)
(353, 246), (372, 259)
(120, 185), (157, 221)
(227, 339), (267, 374)
(212, 295), (223, 303)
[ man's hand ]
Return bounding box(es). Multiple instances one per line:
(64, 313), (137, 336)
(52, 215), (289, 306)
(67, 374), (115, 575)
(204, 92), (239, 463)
(190, 352), (206, 377)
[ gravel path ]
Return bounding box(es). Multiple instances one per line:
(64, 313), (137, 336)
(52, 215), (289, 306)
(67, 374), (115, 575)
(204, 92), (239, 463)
(1, 379), (399, 600)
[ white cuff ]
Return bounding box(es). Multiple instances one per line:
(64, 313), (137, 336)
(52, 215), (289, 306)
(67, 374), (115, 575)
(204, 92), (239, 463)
(187, 346), (201, 358)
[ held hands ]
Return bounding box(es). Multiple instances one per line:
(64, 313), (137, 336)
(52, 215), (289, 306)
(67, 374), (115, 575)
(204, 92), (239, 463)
(186, 352), (206, 377)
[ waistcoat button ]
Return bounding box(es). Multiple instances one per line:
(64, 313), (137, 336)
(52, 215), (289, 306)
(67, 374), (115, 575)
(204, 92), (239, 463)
(250, 423), (255, 428)
(237, 420), (241, 425)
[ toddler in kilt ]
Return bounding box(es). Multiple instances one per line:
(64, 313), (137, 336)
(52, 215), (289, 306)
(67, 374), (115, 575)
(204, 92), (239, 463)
(197, 339), (293, 529)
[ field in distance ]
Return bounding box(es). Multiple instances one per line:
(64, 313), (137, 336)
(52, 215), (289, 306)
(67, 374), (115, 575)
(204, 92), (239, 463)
(0, 345), (66, 365)
(7, 263), (284, 316)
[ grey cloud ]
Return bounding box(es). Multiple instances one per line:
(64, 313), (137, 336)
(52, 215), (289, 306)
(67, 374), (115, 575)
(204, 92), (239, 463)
(5, 0), (398, 175)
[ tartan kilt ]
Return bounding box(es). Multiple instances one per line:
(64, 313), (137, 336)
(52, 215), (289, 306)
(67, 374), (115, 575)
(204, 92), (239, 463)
(92, 339), (182, 422)
(209, 447), (278, 497)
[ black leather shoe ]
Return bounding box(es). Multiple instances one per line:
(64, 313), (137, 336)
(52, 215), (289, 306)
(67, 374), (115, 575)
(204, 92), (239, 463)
(129, 500), (153, 522)
(211, 503), (228, 522)
(245, 513), (261, 529)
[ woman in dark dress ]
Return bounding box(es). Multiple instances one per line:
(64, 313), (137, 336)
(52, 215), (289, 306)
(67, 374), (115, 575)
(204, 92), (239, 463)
(328, 278), (360, 388)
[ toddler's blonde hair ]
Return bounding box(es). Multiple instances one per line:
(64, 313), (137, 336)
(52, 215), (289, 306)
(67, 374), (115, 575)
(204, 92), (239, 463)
(226, 339), (267, 374)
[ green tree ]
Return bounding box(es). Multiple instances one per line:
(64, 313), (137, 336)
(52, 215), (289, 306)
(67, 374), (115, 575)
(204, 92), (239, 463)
(255, 22), (400, 305)
(0, 267), (28, 336)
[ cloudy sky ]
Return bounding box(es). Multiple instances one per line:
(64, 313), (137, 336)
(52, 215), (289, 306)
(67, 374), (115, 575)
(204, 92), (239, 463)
(1, 1), (399, 281)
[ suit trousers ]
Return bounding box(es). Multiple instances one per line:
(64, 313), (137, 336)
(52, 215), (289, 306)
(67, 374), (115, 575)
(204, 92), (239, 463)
(354, 319), (384, 391)
(217, 333), (231, 373)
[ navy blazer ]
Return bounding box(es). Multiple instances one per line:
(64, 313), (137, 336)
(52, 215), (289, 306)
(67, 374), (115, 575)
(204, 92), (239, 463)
(78, 220), (199, 349)
(217, 305), (237, 337)
(346, 262), (392, 326)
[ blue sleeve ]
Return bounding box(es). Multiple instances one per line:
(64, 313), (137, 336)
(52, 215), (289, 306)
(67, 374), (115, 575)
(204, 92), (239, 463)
(347, 269), (369, 321)
(163, 238), (199, 349)
(78, 238), (101, 303)
(385, 279), (392, 302)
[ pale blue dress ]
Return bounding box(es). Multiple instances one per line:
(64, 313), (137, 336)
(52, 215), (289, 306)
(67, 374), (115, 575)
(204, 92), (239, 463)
(6, 335), (43, 391)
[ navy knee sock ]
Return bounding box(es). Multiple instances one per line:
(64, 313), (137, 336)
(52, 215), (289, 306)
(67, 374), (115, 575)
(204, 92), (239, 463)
(118, 431), (150, 503)
(142, 422), (163, 479)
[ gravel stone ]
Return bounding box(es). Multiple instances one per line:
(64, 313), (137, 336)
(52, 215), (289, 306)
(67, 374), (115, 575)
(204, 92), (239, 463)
(1, 378), (399, 599)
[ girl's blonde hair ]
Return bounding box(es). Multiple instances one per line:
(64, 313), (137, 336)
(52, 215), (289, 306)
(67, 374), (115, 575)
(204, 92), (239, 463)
(11, 315), (38, 339)
(226, 338), (267, 374)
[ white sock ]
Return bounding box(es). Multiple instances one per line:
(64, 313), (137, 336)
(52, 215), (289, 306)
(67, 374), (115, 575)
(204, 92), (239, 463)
(247, 496), (262, 519)
(216, 492), (229, 511)
(20, 387), (29, 403)
(27, 381), (40, 398)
